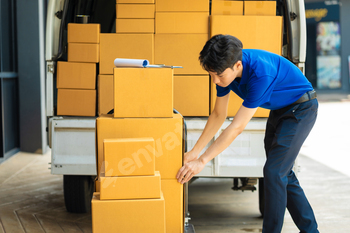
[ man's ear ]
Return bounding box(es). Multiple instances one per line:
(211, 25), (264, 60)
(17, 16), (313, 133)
(234, 61), (242, 70)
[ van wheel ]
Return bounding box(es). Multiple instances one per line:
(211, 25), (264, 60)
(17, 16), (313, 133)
(259, 178), (265, 217)
(63, 175), (95, 213)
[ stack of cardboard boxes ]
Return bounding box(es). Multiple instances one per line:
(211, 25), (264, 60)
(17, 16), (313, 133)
(57, 23), (100, 116)
(93, 67), (184, 233)
(210, 1), (281, 117)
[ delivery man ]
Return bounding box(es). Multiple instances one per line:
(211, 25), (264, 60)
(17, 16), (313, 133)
(176, 34), (319, 233)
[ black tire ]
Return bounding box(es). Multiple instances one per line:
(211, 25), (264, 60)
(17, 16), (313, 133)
(259, 178), (265, 217)
(63, 175), (95, 213)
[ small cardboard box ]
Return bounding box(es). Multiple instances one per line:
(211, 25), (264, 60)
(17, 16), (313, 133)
(67, 23), (100, 43)
(155, 12), (209, 34)
(57, 61), (96, 89)
(99, 33), (154, 74)
(116, 4), (155, 19)
(210, 15), (283, 55)
(116, 19), (154, 33)
(174, 75), (209, 116)
(114, 67), (173, 118)
(57, 89), (96, 116)
(211, 0), (244, 15)
(244, 1), (276, 16)
(100, 171), (161, 200)
(92, 192), (166, 233)
(103, 138), (156, 176)
(156, 0), (209, 12)
(98, 75), (113, 115)
(68, 43), (99, 63)
(154, 34), (208, 75)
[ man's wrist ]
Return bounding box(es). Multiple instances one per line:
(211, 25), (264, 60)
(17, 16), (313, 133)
(198, 155), (208, 165)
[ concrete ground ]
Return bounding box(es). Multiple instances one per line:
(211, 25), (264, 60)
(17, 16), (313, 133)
(0, 99), (349, 232)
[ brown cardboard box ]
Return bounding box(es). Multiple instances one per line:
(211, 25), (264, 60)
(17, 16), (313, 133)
(100, 33), (154, 74)
(68, 43), (99, 63)
(154, 34), (208, 75)
(117, 0), (154, 3)
(98, 75), (113, 115)
(116, 4), (155, 19)
(100, 171), (161, 200)
(161, 179), (184, 233)
(103, 138), (156, 176)
(210, 78), (270, 117)
(92, 192), (166, 233)
(67, 23), (100, 43)
(210, 15), (283, 55)
(57, 89), (96, 116)
(96, 114), (183, 183)
(156, 0), (209, 12)
(57, 62), (96, 89)
(116, 19), (154, 33)
(114, 67), (173, 118)
(155, 12), (209, 34)
(174, 75), (209, 116)
(211, 0), (244, 15)
(244, 1), (276, 16)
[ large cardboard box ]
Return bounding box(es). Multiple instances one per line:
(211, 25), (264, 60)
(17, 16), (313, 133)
(92, 192), (166, 233)
(114, 67), (173, 118)
(211, 0), (244, 15)
(210, 15), (283, 55)
(57, 89), (96, 116)
(116, 19), (154, 33)
(103, 138), (156, 176)
(155, 12), (209, 34)
(155, 34), (208, 75)
(116, 4), (155, 19)
(161, 179), (184, 233)
(156, 0), (209, 12)
(210, 79), (270, 117)
(57, 62), (96, 89)
(68, 43), (99, 63)
(67, 23), (100, 43)
(244, 1), (276, 16)
(174, 75), (209, 116)
(117, 0), (154, 3)
(100, 171), (161, 200)
(100, 33), (154, 74)
(98, 75), (113, 115)
(96, 114), (183, 183)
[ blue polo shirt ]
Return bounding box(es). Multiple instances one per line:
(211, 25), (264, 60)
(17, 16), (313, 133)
(216, 49), (313, 110)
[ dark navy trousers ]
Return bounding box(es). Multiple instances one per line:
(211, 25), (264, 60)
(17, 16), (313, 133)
(262, 98), (319, 233)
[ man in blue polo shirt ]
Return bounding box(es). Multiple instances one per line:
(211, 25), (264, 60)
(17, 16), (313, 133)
(176, 34), (319, 233)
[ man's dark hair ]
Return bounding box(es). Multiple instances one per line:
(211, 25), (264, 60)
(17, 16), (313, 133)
(199, 34), (243, 75)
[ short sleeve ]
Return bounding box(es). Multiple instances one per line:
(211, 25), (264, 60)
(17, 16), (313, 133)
(243, 75), (276, 108)
(216, 84), (230, 97)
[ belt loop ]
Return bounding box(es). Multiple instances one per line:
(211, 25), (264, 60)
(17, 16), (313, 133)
(307, 91), (311, 100)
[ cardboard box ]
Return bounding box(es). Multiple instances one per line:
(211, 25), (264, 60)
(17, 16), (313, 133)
(244, 1), (276, 16)
(210, 79), (270, 117)
(103, 138), (156, 176)
(116, 19), (154, 33)
(116, 4), (155, 19)
(156, 0), (209, 12)
(211, 0), (244, 15)
(57, 62), (96, 89)
(174, 75), (209, 116)
(100, 33), (154, 74)
(67, 23), (100, 43)
(210, 15), (283, 55)
(57, 89), (96, 116)
(68, 43), (99, 63)
(155, 34), (208, 75)
(92, 192), (166, 233)
(155, 12), (209, 34)
(100, 171), (161, 200)
(117, 0), (154, 3)
(96, 114), (183, 182)
(161, 179), (184, 233)
(98, 75), (114, 115)
(114, 68), (173, 118)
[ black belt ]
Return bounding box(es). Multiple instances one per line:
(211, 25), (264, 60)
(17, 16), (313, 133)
(293, 90), (317, 104)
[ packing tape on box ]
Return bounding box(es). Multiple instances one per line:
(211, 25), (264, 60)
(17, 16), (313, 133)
(114, 58), (149, 68)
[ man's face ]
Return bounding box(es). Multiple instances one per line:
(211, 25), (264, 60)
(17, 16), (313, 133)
(208, 61), (242, 88)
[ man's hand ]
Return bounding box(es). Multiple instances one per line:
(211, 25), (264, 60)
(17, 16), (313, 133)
(176, 158), (206, 184)
(183, 150), (199, 164)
